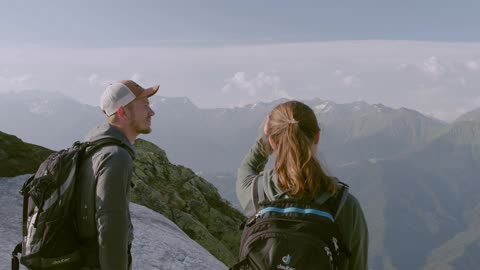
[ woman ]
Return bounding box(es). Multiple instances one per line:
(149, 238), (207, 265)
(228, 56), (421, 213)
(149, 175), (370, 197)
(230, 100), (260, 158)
(236, 100), (368, 270)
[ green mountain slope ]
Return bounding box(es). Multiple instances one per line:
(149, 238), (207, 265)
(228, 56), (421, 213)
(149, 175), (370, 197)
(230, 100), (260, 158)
(0, 131), (53, 177)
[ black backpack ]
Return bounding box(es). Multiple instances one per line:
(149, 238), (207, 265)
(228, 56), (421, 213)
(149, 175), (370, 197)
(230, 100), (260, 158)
(11, 138), (131, 270)
(230, 178), (351, 270)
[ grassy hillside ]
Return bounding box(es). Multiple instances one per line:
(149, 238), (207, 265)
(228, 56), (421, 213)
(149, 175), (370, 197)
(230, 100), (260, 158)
(0, 131), (53, 177)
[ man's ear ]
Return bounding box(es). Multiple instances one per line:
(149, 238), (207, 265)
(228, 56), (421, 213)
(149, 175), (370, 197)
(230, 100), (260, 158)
(116, 106), (129, 120)
(268, 136), (277, 151)
(313, 131), (320, 145)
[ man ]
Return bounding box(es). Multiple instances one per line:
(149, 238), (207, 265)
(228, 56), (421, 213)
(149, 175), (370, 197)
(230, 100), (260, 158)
(76, 80), (158, 270)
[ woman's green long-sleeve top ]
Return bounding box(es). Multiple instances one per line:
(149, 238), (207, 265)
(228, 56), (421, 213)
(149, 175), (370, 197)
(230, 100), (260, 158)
(236, 137), (369, 270)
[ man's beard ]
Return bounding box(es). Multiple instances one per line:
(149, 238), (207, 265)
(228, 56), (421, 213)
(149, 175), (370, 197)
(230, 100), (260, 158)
(134, 121), (152, 134)
(127, 109), (152, 134)
(137, 126), (152, 134)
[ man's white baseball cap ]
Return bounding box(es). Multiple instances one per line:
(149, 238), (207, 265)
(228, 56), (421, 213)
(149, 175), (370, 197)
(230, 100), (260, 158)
(100, 80), (159, 116)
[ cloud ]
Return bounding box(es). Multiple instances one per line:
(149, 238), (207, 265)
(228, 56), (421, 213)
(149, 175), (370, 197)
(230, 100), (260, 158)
(131, 73), (143, 82)
(419, 56), (446, 78)
(221, 72), (288, 105)
(465, 60), (479, 71)
(0, 74), (33, 90)
(396, 63), (408, 71)
(10, 74), (32, 85)
(342, 75), (359, 87)
(222, 72), (254, 96)
(333, 69), (360, 87)
(87, 73), (143, 88)
(88, 74), (98, 85)
(84, 73), (113, 88)
(333, 70), (344, 76)
(474, 96), (480, 107)
(1, 41), (480, 121)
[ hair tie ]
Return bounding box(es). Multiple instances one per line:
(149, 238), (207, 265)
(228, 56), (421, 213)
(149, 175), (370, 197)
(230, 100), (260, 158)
(287, 118), (299, 124)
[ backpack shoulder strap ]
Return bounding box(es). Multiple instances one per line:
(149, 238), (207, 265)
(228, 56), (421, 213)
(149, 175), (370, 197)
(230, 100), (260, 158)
(313, 179), (349, 220)
(331, 180), (349, 219)
(83, 138), (134, 159)
(252, 176), (266, 212)
(81, 138), (135, 189)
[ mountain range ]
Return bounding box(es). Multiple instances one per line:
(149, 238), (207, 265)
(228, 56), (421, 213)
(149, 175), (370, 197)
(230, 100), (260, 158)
(0, 90), (479, 270)
(332, 119), (480, 270)
(0, 91), (462, 172)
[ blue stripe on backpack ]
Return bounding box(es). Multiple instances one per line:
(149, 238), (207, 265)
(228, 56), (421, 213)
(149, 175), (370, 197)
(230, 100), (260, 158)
(256, 207), (335, 222)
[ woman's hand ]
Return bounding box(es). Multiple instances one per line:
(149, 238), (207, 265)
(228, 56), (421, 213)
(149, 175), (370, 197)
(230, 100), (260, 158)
(261, 114), (273, 155)
(263, 113), (270, 136)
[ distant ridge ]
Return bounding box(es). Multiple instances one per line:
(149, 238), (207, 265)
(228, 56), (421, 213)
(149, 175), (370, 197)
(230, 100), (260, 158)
(455, 108), (480, 123)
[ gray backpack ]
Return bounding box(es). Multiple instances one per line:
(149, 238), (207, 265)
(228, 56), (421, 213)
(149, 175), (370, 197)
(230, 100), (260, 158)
(11, 138), (131, 270)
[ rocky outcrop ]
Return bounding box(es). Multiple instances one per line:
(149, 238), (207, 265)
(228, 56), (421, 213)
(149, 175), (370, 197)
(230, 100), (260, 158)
(0, 175), (227, 270)
(131, 139), (245, 266)
(0, 131), (53, 177)
(0, 130), (245, 266)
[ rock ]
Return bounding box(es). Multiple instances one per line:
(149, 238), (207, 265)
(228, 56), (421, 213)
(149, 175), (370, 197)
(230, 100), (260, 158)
(0, 131), (244, 267)
(132, 139), (245, 266)
(0, 175), (227, 270)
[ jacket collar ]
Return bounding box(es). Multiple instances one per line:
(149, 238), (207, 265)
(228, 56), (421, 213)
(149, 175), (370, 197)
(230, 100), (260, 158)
(85, 123), (136, 159)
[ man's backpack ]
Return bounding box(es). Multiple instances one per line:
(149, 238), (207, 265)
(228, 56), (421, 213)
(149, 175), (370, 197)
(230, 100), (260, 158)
(230, 178), (351, 270)
(11, 138), (131, 270)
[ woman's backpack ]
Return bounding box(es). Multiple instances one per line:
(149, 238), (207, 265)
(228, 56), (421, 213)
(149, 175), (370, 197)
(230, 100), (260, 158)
(230, 178), (351, 270)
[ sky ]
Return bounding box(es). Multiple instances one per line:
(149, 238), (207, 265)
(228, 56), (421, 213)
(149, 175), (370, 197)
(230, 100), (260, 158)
(1, 1), (480, 121)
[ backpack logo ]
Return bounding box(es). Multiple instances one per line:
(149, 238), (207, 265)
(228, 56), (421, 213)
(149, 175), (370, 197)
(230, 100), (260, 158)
(277, 254), (295, 270)
(52, 258), (71, 265)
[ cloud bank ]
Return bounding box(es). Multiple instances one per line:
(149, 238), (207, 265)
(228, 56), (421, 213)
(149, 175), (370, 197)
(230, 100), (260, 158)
(0, 41), (479, 121)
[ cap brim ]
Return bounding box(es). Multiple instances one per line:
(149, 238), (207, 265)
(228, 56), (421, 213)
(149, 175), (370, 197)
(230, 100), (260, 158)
(137, 85), (160, 99)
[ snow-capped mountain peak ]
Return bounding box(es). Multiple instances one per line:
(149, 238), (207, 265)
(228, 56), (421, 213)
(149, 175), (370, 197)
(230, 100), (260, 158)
(314, 101), (333, 113)
(27, 99), (54, 116)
